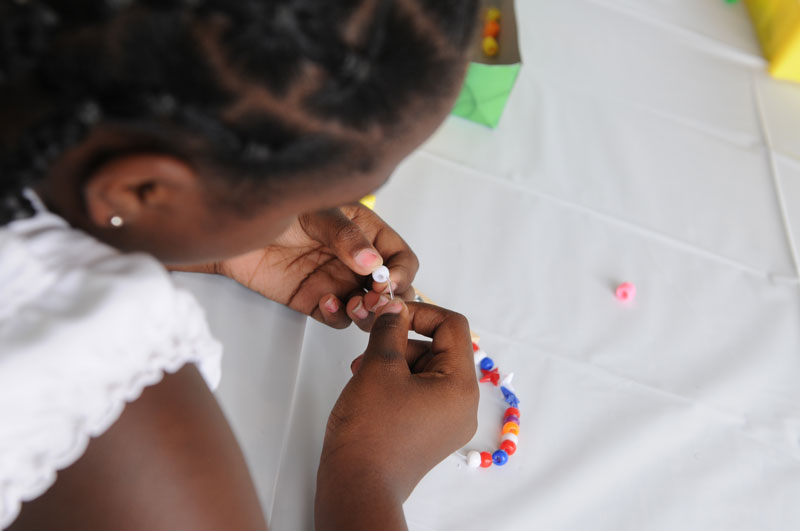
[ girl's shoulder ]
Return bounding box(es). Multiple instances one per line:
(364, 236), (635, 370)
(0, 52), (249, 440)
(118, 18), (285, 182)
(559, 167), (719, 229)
(0, 207), (222, 529)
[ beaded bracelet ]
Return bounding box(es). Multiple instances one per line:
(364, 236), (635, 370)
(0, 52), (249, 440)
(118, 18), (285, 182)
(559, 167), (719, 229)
(463, 341), (520, 468)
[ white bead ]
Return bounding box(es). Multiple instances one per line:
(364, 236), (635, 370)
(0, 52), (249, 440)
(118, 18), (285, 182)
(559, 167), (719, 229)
(372, 265), (390, 283)
(501, 372), (515, 390)
(466, 450), (482, 468)
(501, 432), (519, 445)
(473, 349), (487, 365)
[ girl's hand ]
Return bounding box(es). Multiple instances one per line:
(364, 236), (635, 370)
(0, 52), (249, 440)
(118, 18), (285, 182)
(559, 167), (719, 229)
(181, 204), (419, 330)
(315, 300), (479, 530)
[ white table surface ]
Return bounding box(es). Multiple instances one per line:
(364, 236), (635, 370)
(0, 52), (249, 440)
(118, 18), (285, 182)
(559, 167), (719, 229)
(176, 1), (800, 529)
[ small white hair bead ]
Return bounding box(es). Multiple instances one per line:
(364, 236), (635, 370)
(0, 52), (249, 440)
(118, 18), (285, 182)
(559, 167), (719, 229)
(501, 432), (519, 445)
(501, 372), (515, 389)
(372, 265), (390, 283)
(473, 349), (487, 365)
(466, 450), (482, 468)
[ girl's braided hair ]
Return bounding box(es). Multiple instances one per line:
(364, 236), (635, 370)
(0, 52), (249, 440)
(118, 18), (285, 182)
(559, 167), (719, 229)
(0, 0), (478, 224)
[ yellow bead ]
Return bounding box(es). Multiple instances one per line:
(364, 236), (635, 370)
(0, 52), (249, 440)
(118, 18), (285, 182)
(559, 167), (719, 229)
(502, 422), (520, 435)
(486, 7), (501, 22)
(359, 194), (377, 210)
(482, 36), (499, 57)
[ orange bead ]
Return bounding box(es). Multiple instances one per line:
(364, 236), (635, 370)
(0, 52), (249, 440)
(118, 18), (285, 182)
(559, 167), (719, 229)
(500, 440), (517, 456)
(482, 36), (499, 57)
(502, 422), (520, 435)
(484, 20), (500, 39)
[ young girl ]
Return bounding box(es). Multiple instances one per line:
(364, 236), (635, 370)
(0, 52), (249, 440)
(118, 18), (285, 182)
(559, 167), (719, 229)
(0, 1), (480, 529)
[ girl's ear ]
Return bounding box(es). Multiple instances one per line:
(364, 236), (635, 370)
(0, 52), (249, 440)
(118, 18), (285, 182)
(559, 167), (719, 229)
(84, 154), (198, 229)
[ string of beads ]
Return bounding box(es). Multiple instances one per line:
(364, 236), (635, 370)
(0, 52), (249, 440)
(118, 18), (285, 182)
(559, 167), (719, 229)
(465, 341), (520, 468)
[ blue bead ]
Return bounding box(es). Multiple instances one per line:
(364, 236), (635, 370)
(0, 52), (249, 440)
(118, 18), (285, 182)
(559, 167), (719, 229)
(501, 386), (520, 408)
(479, 357), (494, 371)
(492, 449), (509, 466)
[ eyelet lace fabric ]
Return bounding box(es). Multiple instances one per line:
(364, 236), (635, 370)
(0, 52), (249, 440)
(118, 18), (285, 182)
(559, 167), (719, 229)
(0, 208), (222, 529)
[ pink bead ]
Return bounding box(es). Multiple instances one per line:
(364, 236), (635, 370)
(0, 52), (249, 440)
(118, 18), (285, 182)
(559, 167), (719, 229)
(615, 282), (636, 302)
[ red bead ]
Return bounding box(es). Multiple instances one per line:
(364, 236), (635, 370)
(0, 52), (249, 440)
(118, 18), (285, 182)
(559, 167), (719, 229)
(480, 451), (493, 467)
(505, 407), (520, 419)
(480, 367), (500, 385)
(500, 440), (517, 456)
(472, 342), (480, 352)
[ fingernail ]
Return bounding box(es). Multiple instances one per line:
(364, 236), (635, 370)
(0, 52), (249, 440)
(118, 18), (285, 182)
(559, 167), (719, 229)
(380, 300), (404, 315)
(353, 300), (369, 320)
(355, 249), (382, 270)
(324, 297), (339, 313)
(369, 295), (390, 312)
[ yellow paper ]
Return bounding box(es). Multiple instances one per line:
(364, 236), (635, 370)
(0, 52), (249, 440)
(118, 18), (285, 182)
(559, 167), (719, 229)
(745, 0), (800, 82)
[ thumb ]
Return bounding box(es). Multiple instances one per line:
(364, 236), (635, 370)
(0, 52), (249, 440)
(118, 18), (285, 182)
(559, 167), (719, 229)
(299, 209), (382, 276)
(360, 299), (411, 375)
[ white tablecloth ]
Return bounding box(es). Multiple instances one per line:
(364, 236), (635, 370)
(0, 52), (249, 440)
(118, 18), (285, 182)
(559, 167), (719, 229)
(176, 1), (800, 529)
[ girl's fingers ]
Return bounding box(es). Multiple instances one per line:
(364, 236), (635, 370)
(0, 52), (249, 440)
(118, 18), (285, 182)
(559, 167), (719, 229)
(405, 302), (474, 381)
(351, 339), (432, 376)
(363, 290), (390, 312)
(346, 295), (375, 332)
(299, 209), (383, 276)
(372, 255), (418, 298)
(345, 291), (391, 332)
(316, 294), (352, 329)
(405, 339), (434, 371)
(340, 205), (419, 297)
(396, 286), (418, 302)
(302, 205), (419, 304)
(360, 300), (411, 376)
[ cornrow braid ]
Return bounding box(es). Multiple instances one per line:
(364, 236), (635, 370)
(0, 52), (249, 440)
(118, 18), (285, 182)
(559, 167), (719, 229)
(0, 0), (479, 224)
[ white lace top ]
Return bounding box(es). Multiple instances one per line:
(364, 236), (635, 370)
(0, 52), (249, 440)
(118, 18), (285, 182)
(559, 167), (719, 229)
(0, 203), (223, 529)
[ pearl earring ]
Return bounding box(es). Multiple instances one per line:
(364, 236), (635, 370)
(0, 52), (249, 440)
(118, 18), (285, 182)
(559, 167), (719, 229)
(110, 215), (124, 228)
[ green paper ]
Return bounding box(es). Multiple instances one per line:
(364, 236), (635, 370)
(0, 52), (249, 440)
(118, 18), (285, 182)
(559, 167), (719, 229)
(451, 62), (521, 128)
